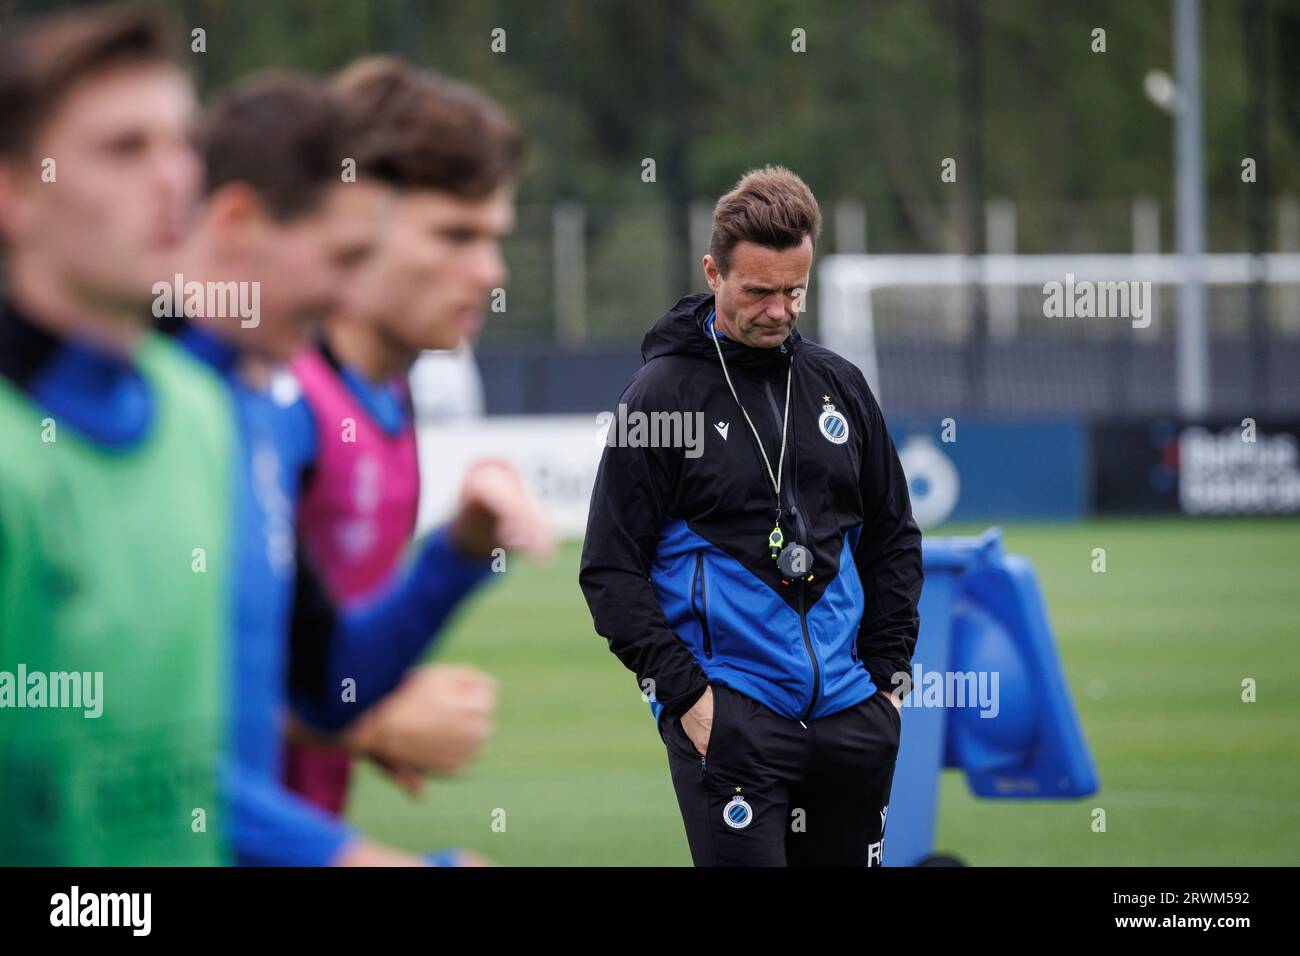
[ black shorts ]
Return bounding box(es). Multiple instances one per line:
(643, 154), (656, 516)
(658, 682), (902, 866)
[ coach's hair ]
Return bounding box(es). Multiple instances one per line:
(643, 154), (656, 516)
(708, 166), (822, 275)
(333, 56), (525, 199)
(196, 71), (354, 222)
(0, 3), (183, 158)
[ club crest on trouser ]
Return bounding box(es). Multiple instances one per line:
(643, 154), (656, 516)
(723, 794), (753, 829)
(818, 395), (849, 445)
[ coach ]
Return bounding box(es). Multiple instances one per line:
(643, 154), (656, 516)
(579, 166), (923, 866)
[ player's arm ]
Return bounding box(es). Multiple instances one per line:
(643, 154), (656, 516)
(578, 374), (709, 719)
(286, 663), (497, 789)
(224, 760), (373, 865)
(285, 532), (488, 731)
(287, 462), (551, 732)
(849, 368), (924, 702)
(226, 761), (452, 866)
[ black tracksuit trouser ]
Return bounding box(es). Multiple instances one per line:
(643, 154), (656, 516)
(659, 681), (902, 866)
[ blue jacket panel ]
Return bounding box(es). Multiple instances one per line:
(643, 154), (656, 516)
(649, 518), (878, 723)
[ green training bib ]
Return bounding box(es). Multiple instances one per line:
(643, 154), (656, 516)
(0, 334), (236, 865)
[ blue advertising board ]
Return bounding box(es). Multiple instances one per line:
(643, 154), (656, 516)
(888, 417), (1087, 524)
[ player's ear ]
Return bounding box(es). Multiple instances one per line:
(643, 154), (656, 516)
(0, 160), (36, 241)
(0, 163), (16, 240)
(208, 181), (271, 256)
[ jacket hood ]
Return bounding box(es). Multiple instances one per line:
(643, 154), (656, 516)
(640, 292), (802, 375)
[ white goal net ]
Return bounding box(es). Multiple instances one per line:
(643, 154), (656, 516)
(817, 253), (1300, 416)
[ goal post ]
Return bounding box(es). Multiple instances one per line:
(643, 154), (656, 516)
(817, 252), (1300, 416)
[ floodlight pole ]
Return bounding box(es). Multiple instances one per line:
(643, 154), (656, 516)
(1174, 0), (1209, 417)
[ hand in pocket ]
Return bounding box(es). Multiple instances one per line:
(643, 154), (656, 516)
(680, 685), (716, 756)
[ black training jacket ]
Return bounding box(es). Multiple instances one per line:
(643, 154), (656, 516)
(579, 292), (923, 724)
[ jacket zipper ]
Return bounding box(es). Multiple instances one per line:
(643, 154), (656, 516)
(763, 365), (820, 721)
(692, 552), (712, 659)
(796, 582), (818, 720)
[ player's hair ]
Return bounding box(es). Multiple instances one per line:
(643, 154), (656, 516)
(0, 2), (183, 158)
(709, 166), (822, 275)
(333, 55), (525, 199)
(196, 71), (355, 222)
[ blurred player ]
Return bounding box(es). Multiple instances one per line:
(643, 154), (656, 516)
(283, 55), (543, 814)
(173, 71), (551, 864)
(0, 5), (234, 863)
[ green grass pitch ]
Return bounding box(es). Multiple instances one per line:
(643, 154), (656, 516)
(347, 518), (1300, 865)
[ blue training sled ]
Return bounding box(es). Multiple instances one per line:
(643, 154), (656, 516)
(884, 528), (1099, 866)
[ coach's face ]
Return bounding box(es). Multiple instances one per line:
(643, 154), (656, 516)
(703, 235), (812, 349)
